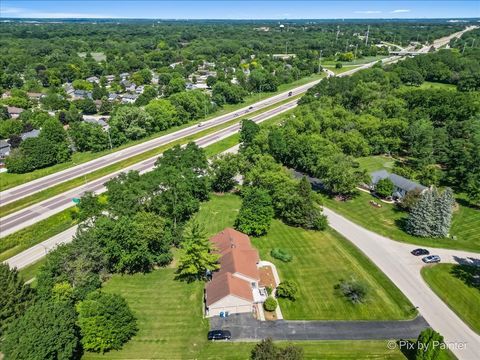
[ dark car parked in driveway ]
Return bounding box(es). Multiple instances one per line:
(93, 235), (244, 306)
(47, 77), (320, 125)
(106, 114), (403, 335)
(422, 255), (441, 264)
(208, 330), (232, 341)
(411, 248), (429, 256)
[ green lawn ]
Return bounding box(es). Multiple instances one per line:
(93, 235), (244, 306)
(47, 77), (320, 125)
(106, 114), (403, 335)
(422, 264), (480, 334)
(0, 208), (78, 262)
(357, 155), (395, 173)
(254, 222), (414, 320)
(418, 81), (456, 90)
(323, 191), (480, 253)
(0, 73), (323, 193)
(197, 194), (414, 320)
(83, 268), (414, 360)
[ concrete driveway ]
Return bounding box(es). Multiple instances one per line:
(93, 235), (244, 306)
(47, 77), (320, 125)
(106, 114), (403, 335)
(323, 208), (480, 360)
(210, 313), (429, 341)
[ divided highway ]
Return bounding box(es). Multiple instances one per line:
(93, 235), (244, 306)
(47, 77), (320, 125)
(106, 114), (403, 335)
(0, 80), (322, 206)
(0, 100), (298, 237)
(0, 27), (474, 238)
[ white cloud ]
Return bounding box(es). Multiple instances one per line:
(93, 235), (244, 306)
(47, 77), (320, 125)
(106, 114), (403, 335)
(391, 9), (411, 13)
(1, 7), (23, 14)
(354, 11), (382, 14)
(0, 6), (113, 18)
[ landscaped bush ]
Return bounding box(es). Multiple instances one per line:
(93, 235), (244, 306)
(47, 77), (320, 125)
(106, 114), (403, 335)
(270, 248), (293, 262)
(263, 297), (277, 312)
(265, 286), (273, 296)
(334, 278), (369, 304)
(276, 281), (298, 301)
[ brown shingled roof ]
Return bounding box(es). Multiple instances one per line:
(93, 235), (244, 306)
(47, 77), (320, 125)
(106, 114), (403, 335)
(210, 227), (252, 255)
(206, 272), (254, 306)
(216, 248), (260, 281)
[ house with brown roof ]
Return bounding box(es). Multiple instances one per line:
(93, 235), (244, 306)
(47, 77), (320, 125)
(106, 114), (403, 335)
(205, 228), (268, 317)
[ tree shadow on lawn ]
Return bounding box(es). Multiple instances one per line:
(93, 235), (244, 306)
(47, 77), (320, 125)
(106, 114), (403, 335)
(456, 197), (480, 211)
(450, 263), (480, 290)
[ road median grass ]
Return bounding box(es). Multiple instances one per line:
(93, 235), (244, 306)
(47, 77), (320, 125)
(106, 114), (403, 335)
(422, 264), (480, 335)
(0, 208), (77, 262)
(322, 191), (480, 253)
(0, 73), (323, 192)
(1, 111), (290, 264)
(0, 95), (301, 218)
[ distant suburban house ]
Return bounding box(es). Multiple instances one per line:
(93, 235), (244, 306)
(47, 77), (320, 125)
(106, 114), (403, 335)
(1, 91), (11, 99)
(7, 106), (24, 119)
(121, 94), (138, 104)
(26, 92), (44, 101)
(86, 76), (100, 84)
(205, 228), (269, 318)
(107, 93), (119, 102)
(83, 116), (110, 130)
(64, 83), (75, 96)
(121, 80), (136, 92)
(0, 139), (11, 166)
(370, 170), (427, 199)
(105, 75), (116, 83)
(21, 129), (40, 141)
(135, 85), (145, 94)
(120, 72), (130, 80)
(72, 90), (93, 100)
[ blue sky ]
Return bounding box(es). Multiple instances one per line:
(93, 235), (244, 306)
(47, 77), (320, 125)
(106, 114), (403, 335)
(1, 1), (479, 19)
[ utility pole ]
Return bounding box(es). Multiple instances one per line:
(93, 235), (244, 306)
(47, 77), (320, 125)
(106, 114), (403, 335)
(354, 44), (358, 63)
(365, 25), (370, 46)
(335, 25), (340, 43)
(462, 42), (466, 54)
(472, 38), (476, 48)
(285, 41), (288, 56)
(318, 49), (323, 73)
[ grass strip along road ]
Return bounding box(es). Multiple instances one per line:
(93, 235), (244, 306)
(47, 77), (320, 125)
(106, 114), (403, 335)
(0, 92), (304, 219)
(0, 99), (298, 243)
(1, 109), (290, 264)
(0, 75), (325, 208)
(0, 73), (325, 193)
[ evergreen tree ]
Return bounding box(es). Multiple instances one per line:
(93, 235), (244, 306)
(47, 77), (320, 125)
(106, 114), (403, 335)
(406, 187), (454, 238)
(414, 328), (443, 360)
(176, 221), (220, 282)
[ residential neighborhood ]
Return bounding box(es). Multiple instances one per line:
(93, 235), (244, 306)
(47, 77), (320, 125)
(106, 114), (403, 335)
(0, 2), (479, 360)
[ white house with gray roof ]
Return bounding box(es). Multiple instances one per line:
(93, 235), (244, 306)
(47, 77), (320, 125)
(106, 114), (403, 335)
(370, 170), (427, 199)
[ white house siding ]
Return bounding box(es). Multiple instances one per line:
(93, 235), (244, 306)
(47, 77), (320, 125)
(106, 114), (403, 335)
(207, 295), (253, 317)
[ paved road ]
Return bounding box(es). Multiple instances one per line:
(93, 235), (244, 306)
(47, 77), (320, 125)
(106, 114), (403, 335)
(0, 100), (297, 238)
(210, 313), (429, 341)
(323, 208), (480, 360)
(0, 82), (322, 206)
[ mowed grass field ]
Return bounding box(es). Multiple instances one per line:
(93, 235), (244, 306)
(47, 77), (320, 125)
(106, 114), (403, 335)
(356, 155), (395, 173)
(323, 191), (480, 252)
(198, 194), (414, 320)
(85, 266), (409, 359)
(84, 194), (415, 359)
(422, 264), (480, 335)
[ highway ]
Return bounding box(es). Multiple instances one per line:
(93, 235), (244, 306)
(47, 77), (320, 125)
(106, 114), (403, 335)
(0, 80), (323, 206)
(0, 99), (298, 237)
(1, 27), (475, 238)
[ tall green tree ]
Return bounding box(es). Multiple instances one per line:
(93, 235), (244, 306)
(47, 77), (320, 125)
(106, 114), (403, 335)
(235, 188), (274, 236)
(0, 264), (35, 337)
(176, 221), (220, 282)
(76, 291), (137, 353)
(414, 328), (443, 360)
(1, 301), (79, 360)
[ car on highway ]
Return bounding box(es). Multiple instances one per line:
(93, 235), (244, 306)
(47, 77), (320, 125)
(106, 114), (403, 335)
(197, 122), (203, 127)
(249, 106), (253, 110)
(288, 91), (293, 96)
(207, 330), (231, 341)
(411, 248), (429, 256)
(422, 255), (441, 264)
